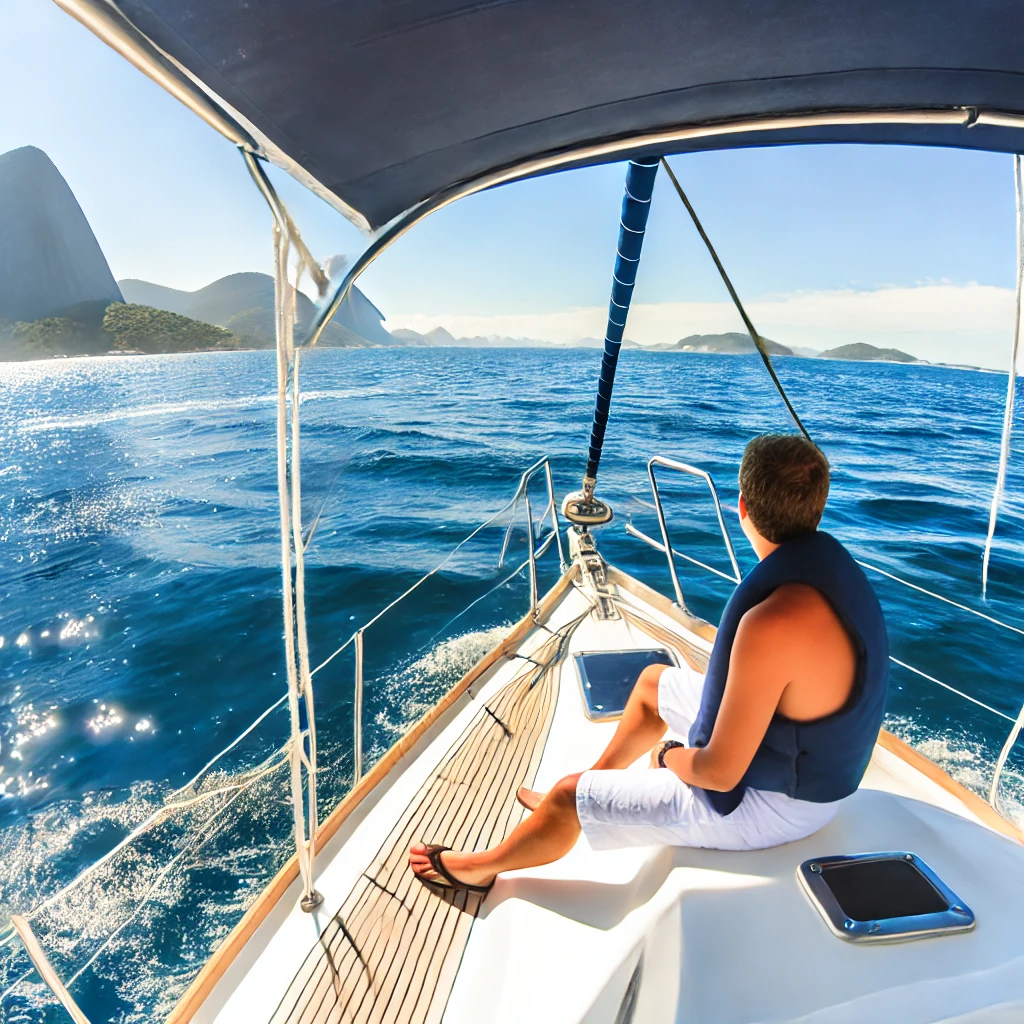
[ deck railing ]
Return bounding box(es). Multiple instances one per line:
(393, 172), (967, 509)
(0, 457), (563, 1022)
(625, 454), (1024, 821)
(314, 455), (564, 782)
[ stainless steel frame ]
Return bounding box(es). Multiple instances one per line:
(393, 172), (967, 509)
(572, 648), (679, 722)
(626, 456), (741, 607)
(51, 0), (373, 232)
(797, 852), (975, 943)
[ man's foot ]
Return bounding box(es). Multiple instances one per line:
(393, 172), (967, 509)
(516, 786), (546, 811)
(408, 843), (497, 889)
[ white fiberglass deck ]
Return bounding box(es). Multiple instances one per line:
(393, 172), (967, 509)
(192, 568), (1024, 1024)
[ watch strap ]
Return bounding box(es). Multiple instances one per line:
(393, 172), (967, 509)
(658, 739), (686, 768)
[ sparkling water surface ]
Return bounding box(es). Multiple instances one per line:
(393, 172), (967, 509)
(0, 348), (1022, 1021)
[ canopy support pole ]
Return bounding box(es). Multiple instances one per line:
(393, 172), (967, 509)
(563, 158), (659, 527)
(981, 153), (1022, 598)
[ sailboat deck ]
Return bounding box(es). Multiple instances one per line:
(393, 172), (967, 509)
(194, 571), (1024, 1024)
(269, 622), (573, 1024)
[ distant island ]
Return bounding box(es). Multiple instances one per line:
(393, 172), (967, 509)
(661, 332), (794, 356)
(819, 342), (920, 363)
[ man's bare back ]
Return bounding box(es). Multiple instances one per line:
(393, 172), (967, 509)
(662, 580), (858, 794)
(761, 583), (856, 722)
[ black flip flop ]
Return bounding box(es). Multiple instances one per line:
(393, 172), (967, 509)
(411, 843), (494, 905)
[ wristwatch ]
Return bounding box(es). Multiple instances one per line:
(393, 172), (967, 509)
(657, 739), (686, 768)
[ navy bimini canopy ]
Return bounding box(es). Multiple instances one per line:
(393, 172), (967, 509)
(81, 1), (1024, 229)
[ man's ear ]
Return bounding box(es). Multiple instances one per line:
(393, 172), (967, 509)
(738, 493), (747, 521)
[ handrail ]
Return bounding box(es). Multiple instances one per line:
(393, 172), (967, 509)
(624, 454), (1024, 819)
(625, 523), (740, 585)
(643, 456), (741, 606)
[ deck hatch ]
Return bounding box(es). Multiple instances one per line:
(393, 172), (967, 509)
(574, 649), (676, 721)
(798, 852), (975, 943)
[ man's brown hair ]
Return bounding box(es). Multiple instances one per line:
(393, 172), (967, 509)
(739, 434), (830, 543)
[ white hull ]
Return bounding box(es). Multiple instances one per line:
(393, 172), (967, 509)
(175, 561), (1024, 1024)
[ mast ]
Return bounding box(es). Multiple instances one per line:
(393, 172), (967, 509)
(563, 157), (659, 527)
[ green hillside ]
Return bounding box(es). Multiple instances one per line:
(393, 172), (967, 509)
(671, 332), (793, 355)
(119, 272), (389, 347)
(820, 342), (919, 363)
(103, 303), (243, 353)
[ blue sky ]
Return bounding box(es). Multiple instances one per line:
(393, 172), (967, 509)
(3, 0), (1022, 369)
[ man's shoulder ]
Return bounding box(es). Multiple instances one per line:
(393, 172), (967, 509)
(740, 583), (836, 637)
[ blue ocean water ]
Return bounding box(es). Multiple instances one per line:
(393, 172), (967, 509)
(0, 347), (1021, 1022)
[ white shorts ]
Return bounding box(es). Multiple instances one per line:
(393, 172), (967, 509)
(575, 664), (840, 852)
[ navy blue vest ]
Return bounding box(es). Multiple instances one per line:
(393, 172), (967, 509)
(688, 531), (888, 815)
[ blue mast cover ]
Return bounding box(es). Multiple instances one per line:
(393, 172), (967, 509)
(585, 159), (659, 484)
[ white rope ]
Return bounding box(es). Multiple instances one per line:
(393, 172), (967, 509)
(990, 697), (1024, 806)
(982, 152), (1023, 598)
(0, 967), (34, 1008)
(273, 222), (317, 904)
(0, 752), (289, 950)
(171, 693), (288, 797)
(291, 352), (319, 840)
(61, 775), (259, 991)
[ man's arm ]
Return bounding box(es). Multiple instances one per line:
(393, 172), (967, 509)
(660, 595), (795, 791)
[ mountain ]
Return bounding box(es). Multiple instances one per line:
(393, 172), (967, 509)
(390, 326), (458, 346)
(667, 332), (793, 356)
(118, 272), (393, 347)
(820, 342), (919, 363)
(0, 146), (123, 324)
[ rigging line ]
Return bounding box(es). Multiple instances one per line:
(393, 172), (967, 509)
(302, 464), (347, 553)
(888, 657), (1015, 723)
(0, 968), (34, 1008)
(659, 156), (812, 443)
(63, 777), (258, 991)
(0, 749), (289, 947)
(856, 560), (1024, 638)
(171, 693), (289, 797)
(982, 152), (1023, 598)
(311, 490), (522, 678)
(273, 223), (316, 905)
(427, 557), (532, 644)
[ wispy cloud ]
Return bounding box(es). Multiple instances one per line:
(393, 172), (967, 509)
(386, 283), (1021, 370)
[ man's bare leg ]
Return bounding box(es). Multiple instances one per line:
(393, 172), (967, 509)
(410, 773), (584, 888)
(517, 663), (670, 811)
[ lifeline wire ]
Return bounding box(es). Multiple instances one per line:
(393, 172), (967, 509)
(659, 157), (813, 443)
(981, 153), (1023, 598)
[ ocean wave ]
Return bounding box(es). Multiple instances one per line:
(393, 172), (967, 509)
(885, 714), (1024, 830)
(1, 349), (1021, 1022)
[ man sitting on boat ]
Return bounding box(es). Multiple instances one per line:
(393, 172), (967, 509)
(410, 433), (889, 898)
